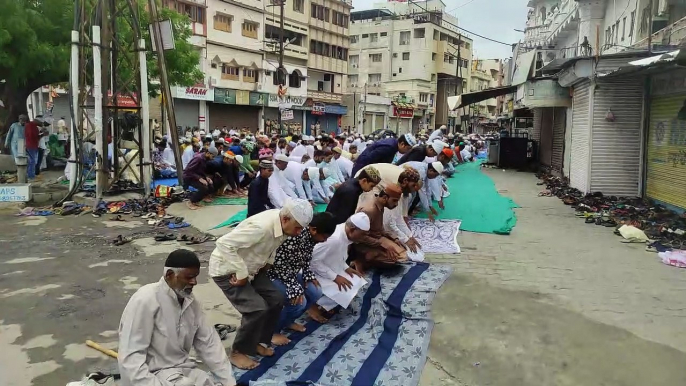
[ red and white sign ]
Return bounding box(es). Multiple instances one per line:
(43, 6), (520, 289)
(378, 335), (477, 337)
(173, 86), (214, 101)
(312, 103), (326, 116)
(393, 107), (413, 118)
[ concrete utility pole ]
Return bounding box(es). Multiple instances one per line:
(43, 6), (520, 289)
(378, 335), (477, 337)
(277, 0), (286, 135)
(361, 82), (367, 133)
(148, 0), (183, 186)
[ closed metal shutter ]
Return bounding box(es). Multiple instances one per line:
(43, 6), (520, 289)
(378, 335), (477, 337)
(374, 114), (384, 131)
(532, 108), (542, 142)
(589, 78), (643, 196)
(645, 94), (686, 210)
(208, 104), (259, 132)
(551, 107), (566, 172)
(570, 80), (592, 193)
(174, 99), (199, 129)
(539, 108), (554, 167)
(363, 113), (374, 134)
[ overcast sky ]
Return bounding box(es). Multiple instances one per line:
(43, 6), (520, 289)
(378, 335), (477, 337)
(352, 0), (530, 59)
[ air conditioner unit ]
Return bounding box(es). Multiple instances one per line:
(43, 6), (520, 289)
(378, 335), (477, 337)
(351, 83), (357, 87)
(209, 77), (218, 87)
(352, 64), (358, 68)
(393, 53), (398, 58)
(373, 83), (380, 87)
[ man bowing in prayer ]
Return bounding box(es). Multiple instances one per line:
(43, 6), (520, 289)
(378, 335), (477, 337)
(210, 198), (314, 370)
(351, 184), (408, 273)
(310, 212), (370, 312)
(118, 250), (236, 386)
(326, 166), (381, 225)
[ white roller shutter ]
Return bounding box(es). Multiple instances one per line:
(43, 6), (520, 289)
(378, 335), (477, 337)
(551, 107), (566, 172)
(589, 78), (643, 196)
(570, 80), (592, 193)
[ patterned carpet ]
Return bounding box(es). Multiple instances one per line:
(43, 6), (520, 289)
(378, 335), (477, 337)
(234, 262), (453, 386)
(409, 219), (461, 254)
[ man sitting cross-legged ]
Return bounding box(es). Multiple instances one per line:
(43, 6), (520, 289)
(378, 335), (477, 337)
(118, 250), (236, 386)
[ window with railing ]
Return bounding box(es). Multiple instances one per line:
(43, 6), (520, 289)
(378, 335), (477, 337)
(402, 52), (410, 60)
(222, 65), (239, 81)
(214, 14), (232, 33)
(350, 55), (359, 66)
(293, 0), (304, 13)
(348, 75), (358, 86)
(370, 53), (382, 62)
(368, 73), (381, 84)
(332, 10), (349, 28)
(243, 69), (258, 83)
(309, 39), (348, 60)
(242, 21), (258, 39)
(350, 35), (358, 43)
(311, 3), (330, 22)
(370, 33), (378, 43)
(163, 0), (204, 23)
(289, 72), (302, 88)
(399, 31), (410, 45)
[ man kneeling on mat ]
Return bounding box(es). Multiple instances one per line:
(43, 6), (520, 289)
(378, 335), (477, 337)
(118, 250), (236, 386)
(268, 212), (338, 332)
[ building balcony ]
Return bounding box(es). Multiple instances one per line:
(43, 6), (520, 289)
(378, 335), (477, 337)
(264, 42), (309, 61)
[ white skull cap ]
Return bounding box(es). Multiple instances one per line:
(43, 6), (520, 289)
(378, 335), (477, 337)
(307, 167), (319, 181)
(275, 154), (289, 162)
(431, 140), (448, 154)
(431, 161), (444, 174)
(283, 198), (313, 227)
(349, 212), (370, 231)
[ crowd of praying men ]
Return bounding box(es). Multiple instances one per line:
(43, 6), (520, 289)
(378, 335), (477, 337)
(117, 125), (484, 386)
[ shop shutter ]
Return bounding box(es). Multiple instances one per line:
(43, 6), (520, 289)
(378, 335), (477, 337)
(174, 99), (199, 129)
(364, 113), (374, 134)
(646, 94), (686, 210)
(551, 107), (566, 172)
(570, 80), (592, 193)
(208, 104), (259, 132)
(589, 78), (643, 196)
(539, 108), (554, 167)
(374, 114), (384, 131)
(532, 108), (542, 142)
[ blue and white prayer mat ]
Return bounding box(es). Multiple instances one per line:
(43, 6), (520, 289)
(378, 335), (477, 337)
(234, 262), (453, 386)
(409, 219), (462, 254)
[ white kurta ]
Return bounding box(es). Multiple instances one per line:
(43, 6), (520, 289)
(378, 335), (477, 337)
(118, 278), (234, 386)
(288, 144), (307, 162)
(311, 224), (367, 310)
(306, 145), (315, 159)
(182, 147), (195, 170)
(336, 156), (353, 179)
(274, 168), (298, 199)
(283, 161), (313, 200)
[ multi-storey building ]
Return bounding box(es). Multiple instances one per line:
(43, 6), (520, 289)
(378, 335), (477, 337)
(305, 0), (352, 134)
(348, 0), (473, 134)
(469, 59), (503, 121)
(502, 0), (686, 212)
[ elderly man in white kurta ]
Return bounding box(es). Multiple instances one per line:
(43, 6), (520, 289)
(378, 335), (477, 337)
(118, 250), (235, 386)
(310, 212), (371, 311)
(209, 199), (313, 370)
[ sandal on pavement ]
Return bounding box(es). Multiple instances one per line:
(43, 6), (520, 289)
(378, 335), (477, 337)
(214, 324), (236, 340)
(154, 233), (177, 242)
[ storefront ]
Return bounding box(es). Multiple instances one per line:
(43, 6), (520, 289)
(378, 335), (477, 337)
(645, 69), (686, 211)
(304, 102), (347, 136)
(390, 101), (414, 135)
(264, 94), (307, 135)
(209, 88), (266, 132)
(171, 85), (213, 131)
(533, 107), (565, 172)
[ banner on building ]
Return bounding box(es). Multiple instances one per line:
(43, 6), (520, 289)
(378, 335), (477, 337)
(281, 109), (294, 120)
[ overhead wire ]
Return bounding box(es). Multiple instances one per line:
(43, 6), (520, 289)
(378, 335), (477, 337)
(407, 0), (513, 46)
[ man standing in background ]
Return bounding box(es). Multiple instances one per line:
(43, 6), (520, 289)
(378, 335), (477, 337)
(24, 116), (41, 181)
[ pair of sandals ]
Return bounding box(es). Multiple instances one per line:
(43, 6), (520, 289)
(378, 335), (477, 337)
(155, 234), (215, 244)
(112, 235), (132, 246)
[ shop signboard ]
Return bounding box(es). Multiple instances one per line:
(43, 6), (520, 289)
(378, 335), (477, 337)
(268, 94), (306, 108)
(249, 92), (267, 106)
(324, 105), (348, 115)
(214, 88), (236, 104)
(312, 103), (326, 115)
(0, 184), (31, 202)
(174, 86), (213, 101)
(393, 107), (413, 118)
(281, 109), (294, 120)
(107, 91), (139, 108)
(236, 90), (250, 105)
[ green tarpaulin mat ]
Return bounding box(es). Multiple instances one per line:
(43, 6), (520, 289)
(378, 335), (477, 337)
(417, 161), (518, 235)
(212, 204), (328, 230)
(203, 197), (248, 206)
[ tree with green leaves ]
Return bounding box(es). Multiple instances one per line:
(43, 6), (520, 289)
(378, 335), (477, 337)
(0, 0), (203, 140)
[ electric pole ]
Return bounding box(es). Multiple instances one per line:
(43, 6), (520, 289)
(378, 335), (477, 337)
(277, 0), (286, 135)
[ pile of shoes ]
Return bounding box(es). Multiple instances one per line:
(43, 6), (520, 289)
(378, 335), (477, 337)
(537, 172), (686, 252)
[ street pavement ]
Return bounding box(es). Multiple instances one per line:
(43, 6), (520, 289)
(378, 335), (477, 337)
(1, 168), (685, 386)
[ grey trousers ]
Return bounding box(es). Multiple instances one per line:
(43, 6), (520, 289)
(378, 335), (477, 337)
(213, 270), (284, 355)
